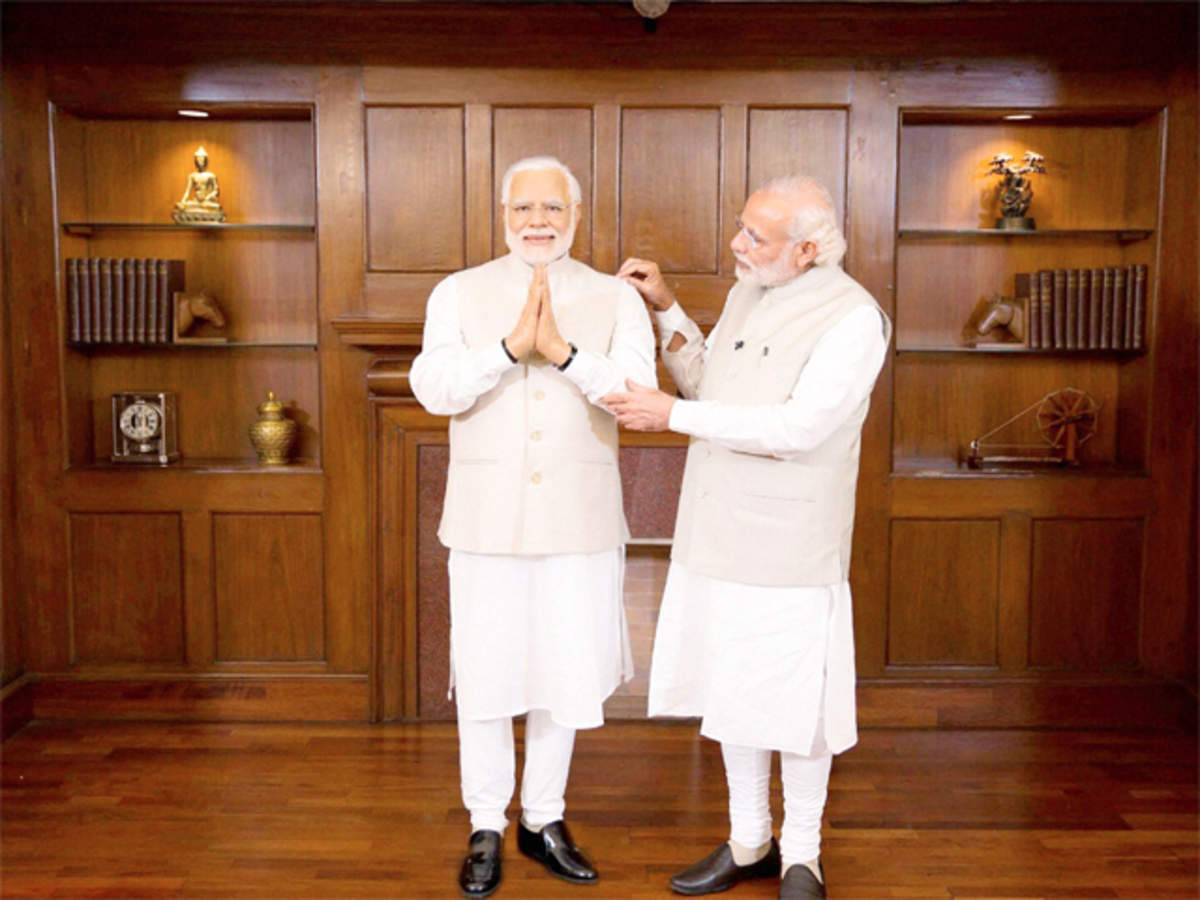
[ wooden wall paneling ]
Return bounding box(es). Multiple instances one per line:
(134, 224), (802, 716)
(4, 58), (71, 670)
(890, 472), (1154, 520)
(996, 512), (1033, 671)
(373, 403), (446, 721)
(211, 513), (325, 662)
(746, 107), (848, 223)
(0, 156), (22, 687)
(78, 118), (315, 225)
(846, 69), (899, 677)
(362, 68), (852, 109)
(1141, 54), (1198, 684)
(592, 105), (621, 274)
(317, 66), (371, 676)
(619, 108), (721, 274)
(887, 519), (1001, 666)
(892, 355), (1122, 468)
(1029, 518), (1143, 669)
(181, 510), (215, 666)
(88, 349), (321, 463)
(490, 107), (593, 263)
(464, 104), (492, 268)
(365, 105), (464, 272)
(719, 104), (747, 279)
(415, 441), (452, 721)
(69, 513), (185, 665)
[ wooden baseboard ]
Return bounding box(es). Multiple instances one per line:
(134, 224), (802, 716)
(856, 677), (1197, 730)
(30, 674), (369, 722)
(1, 675), (34, 740)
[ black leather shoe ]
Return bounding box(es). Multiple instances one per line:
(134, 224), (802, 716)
(669, 838), (781, 895)
(517, 819), (598, 884)
(459, 829), (502, 898)
(778, 861), (826, 899)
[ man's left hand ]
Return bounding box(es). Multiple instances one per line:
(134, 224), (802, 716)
(601, 379), (675, 431)
(534, 285), (571, 366)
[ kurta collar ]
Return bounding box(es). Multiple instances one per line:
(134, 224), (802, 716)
(501, 251), (577, 282)
(761, 263), (840, 305)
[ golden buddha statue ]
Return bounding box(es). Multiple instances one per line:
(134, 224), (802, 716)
(172, 146), (226, 223)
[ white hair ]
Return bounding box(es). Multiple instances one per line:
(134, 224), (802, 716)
(500, 156), (582, 205)
(758, 174), (847, 267)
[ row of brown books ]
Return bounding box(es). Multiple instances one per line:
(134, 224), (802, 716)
(67, 258), (185, 344)
(1017, 265), (1146, 351)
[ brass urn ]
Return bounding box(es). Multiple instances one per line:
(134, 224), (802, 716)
(248, 391), (296, 465)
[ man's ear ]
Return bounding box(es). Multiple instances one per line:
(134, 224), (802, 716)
(791, 239), (819, 272)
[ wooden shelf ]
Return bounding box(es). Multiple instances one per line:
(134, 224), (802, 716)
(68, 341), (318, 352)
(63, 222), (314, 235)
(74, 457), (320, 474)
(892, 457), (1146, 479)
(897, 345), (1145, 356)
(898, 228), (1153, 241)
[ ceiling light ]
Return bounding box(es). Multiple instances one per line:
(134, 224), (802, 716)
(178, 109), (209, 118)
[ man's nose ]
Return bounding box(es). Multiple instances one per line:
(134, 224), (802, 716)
(730, 228), (747, 254)
(529, 205), (549, 226)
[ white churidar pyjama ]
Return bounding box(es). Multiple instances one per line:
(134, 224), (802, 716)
(458, 709), (578, 834)
(722, 742), (833, 870)
(448, 548), (632, 729)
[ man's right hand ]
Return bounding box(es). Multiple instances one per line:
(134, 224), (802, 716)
(618, 258), (677, 312)
(506, 264), (545, 361)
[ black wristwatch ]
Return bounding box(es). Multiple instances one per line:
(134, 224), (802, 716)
(556, 342), (578, 371)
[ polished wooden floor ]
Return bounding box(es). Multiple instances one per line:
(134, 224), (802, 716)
(1, 721), (1196, 899)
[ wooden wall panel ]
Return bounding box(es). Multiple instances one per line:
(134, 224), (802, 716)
(69, 513), (184, 664)
(212, 513), (324, 661)
(887, 519), (1001, 666)
(747, 108), (848, 220)
(491, 107), (593, 263)
(365, 106), (464, 272)
(1029, 518), (1142, 669)
(620, 108), (721, 273)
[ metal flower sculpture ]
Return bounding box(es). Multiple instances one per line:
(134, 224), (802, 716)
(988, 151), (1046, 230)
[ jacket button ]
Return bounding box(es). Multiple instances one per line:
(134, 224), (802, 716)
(531, 472), (542, 484)
(530, 430), (542, 441)
(534, 390), (546, 401)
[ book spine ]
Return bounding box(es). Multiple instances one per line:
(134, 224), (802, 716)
(1064, 268), (1077, 350)
(78, 258), (91, 343)
(89, 258), (102, 344)
(146, 259), (159, 343)
(1076, 269), (1090, 349)
(1038, 270), (1053, 347)
(1017, 272), (1038, 349)
(67, 259), (81, 343)
(112, 257), (124, 343)
(1112, 266), (1126, 349)
(124, 259), (137, 342)
(1124, 264), (1136, 349)
(100, 258), (113, 342)
(1132, 264), (1147, 350)
(1088, 267), (1103, 349)
(1100, 268), (1113, 349)
(1052, 268), (1066, 349)
(135, 259), (148, 343)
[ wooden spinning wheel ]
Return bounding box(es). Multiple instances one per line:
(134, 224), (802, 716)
(967, 387), (1101, 468)
(1035, 387), (1099, 464)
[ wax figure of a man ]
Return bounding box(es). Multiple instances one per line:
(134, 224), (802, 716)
(605, 176), (890, 900)
(411, 156), (656, 898)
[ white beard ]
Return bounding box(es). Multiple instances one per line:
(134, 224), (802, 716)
(505, 211), (578, 265)
(734, 248), (798, 288)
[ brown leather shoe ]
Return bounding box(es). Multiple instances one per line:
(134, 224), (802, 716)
(669, 838), (781, 895)
(778, 861), (826, 899)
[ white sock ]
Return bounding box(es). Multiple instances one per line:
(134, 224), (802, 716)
(728, 838), (772, 866)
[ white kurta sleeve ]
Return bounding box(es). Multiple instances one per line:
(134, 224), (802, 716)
(409, 275), (517, 416)
(559, 281), (658, 403)
(655, 301), (710, 400)
(667, 305), (888, 459)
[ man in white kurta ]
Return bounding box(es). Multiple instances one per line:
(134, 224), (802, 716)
(605, 176), (889, 900)
(410, 156), (655, 897)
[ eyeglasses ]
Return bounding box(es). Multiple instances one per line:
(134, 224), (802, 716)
(507, 202), (571, 220)
(734, 218), (769, 250)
